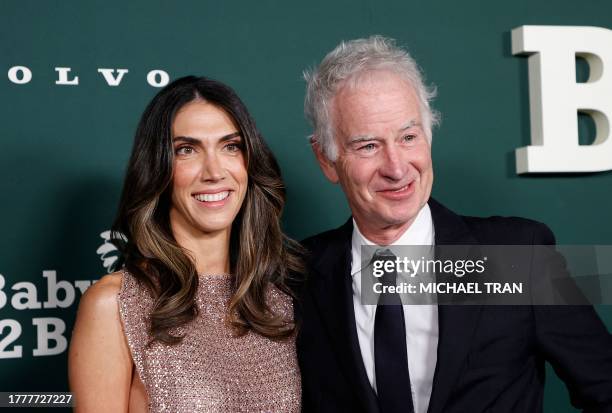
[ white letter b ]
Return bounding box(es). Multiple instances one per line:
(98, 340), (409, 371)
(512, 25), (612, 173)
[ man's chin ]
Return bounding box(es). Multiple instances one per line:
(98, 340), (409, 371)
(381, 218), (415, 230)
(365, 215), (416, 231)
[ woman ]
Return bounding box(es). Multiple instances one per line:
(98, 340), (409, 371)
(69, 76), (303, 412)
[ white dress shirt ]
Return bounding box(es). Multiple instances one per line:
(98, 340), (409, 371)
(351, 204), (438, 413)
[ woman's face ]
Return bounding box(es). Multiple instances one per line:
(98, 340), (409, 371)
(169, 100), (248, 239)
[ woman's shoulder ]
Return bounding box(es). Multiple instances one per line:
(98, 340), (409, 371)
(69, 272), (135, 412)
(77, 271), (125, 318)
(96, 271), (124, 289)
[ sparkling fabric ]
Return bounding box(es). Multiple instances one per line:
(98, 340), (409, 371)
(117, 271), (301, 412)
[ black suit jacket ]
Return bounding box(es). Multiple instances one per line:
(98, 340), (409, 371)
(296, 198), (612, 413)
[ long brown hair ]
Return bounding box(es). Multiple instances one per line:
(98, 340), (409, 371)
(112, 76), (303, 344)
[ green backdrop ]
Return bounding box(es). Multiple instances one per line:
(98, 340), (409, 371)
(1, 1), (610, 412)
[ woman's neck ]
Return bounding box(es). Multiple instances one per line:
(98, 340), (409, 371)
(171, 225), (231, 275)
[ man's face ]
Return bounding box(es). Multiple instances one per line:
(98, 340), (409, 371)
(315, 70), (433, 243)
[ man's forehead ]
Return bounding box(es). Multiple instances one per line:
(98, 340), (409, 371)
(333, 94), (422, 136)
(333, 74), (419, 115)
(330, 71), (422, 140)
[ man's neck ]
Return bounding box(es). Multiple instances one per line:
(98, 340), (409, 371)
(354, 217), (416, 246)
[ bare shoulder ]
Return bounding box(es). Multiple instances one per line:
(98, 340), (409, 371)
(70, 272), (134, 411)
(93, 271), (123, 291)
(70, 270), (131, 367)
(77, 271), (124, 319)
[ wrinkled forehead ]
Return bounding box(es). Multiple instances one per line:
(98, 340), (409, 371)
(332, 69), (419, 115)
(330, 70), (421, 131)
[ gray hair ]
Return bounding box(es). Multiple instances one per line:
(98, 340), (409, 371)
(304, 35), (440, 160)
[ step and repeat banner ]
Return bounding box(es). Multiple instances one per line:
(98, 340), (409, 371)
(1, 1), (611, 412)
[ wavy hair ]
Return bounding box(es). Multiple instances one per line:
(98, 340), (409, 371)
(112, 76), (303, 344)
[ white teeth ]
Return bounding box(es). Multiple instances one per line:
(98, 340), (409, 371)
(194, 191), (230, 202)
(393, 185), (409, 192)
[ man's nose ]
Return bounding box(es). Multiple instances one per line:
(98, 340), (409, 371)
(200, 153), (225, 182)
(378, 145), (405, 181)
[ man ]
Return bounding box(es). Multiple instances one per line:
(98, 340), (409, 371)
(296, 36), (612, 413)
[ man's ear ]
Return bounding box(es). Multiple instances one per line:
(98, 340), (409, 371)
(311, 138), (339, 184)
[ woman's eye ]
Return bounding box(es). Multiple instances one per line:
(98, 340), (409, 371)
(175, 146), (194, 155)
(225, 143), (242, 152)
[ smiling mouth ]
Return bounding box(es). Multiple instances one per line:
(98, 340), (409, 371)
(192, 191), (231, 202)
(376, 181), (415, 199)
(381, 182), (412, 193)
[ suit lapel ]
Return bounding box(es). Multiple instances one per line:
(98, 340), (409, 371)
(427, 199), (484, 413)
(308, 219), (380, 413)
(307, 199), (482, 413)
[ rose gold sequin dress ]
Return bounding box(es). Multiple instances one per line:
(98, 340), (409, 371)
(117, 271), (301, 412)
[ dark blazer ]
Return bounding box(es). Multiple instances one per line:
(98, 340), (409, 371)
(296, 198), (612, 413)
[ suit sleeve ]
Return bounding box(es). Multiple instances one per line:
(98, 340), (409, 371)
(531, 222), (612, 412)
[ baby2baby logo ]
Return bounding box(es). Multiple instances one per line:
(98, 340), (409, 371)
(0, 231), (119, 360)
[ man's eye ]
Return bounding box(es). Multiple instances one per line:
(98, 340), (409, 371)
(359, 143), (377, 152)
(175, 146), (194, 155)
(402, 134), (417, 142)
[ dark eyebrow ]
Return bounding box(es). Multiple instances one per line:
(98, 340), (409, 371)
(219, 131), (241, 142)
(173, 131), (241, 144)
(172, 136), (200, 144)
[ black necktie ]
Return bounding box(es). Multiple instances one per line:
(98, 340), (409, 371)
(373, 249), (415, 413)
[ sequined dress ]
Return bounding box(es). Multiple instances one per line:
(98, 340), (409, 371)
(117, 271), (301, 412)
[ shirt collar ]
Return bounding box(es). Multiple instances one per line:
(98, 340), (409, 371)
(350, 203), (435, 276)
